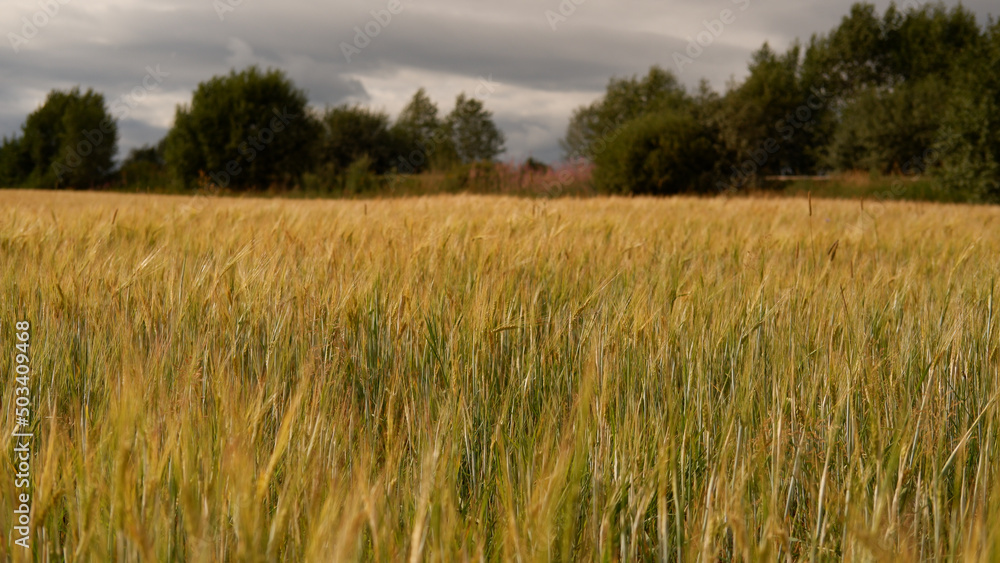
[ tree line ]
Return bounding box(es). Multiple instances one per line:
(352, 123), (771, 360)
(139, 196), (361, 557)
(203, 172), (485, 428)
(0, 67), (506, 192)
(567, 1), (1000, 201)
(2, 2), (998, 200)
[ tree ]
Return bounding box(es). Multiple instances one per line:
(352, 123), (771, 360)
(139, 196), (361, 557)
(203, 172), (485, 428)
(715, 42), (826, 182)
(803, 2), (981, 106)
(808, 3), (894, 100)
(887, 3), (981, 84)
(396, 89), (439, 145)
(805, 3), (987, 177)
(444, 94), (505, 164)
(0, 87), (117, 188)
(123, 144), (164, 166)
(562, 1), (1000, 199)
(592, 111), (719, 195)
(318, 105), (401, 176)
(118, 142), (168, 190)
(0, 137), (28, 188)
(934, 18), (1000, 201)
(392, 88), (462, 172)
(395, 89), (439, 163)
(562, 66), (690, 160)
(824, 76), (948, 174)
(163, 66), (320, 190)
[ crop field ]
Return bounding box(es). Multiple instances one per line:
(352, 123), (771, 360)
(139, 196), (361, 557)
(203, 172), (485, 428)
(1, 190), (999, 561)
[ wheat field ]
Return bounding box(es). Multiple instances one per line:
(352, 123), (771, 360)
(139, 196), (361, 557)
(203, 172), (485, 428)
(1, 190), (998, 561)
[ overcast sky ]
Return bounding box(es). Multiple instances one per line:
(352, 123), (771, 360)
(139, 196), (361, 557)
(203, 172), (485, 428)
(2, 0), (996, 164)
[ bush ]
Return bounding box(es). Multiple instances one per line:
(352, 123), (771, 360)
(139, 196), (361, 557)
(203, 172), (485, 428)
(439, 161), (507, 193)
(343, 155), (380, 194)
(118, 144), (170, 191)
(593, 111), (719, 195)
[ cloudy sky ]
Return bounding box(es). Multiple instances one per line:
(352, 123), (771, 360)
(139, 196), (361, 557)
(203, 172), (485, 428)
(2, 0), (996, 164)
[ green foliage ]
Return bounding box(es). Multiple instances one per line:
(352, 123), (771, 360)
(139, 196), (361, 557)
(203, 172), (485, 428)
(807, 3), (893, 98)
(439, 161), (506, 193)
(0, 87), (117, 188)
(444, 93), (505, 164)
(318, 104), (402, 176)
(3, 2), (997, 202)
(934, 19), (1000, 201)
(716, 42), (824, 180)
(800, 3), (979, 100)
(523, 157), (550, 173)
(390, 88), (506, 174)
(393, 88), (445, 172)
(562, 66), (689, 160)
(395, 89), (439, 147)
(577, 2), (999, 199)
(342, 154), (381, 194)
(803, 2), (986, 183)
(935, 93), (1000, 202)
(0, 136), (28, 187)
(593, 111), (719, 195)
(884, 3), (982, 83)
(779, 174), (967, 203)
(118, 143), (170, 191)
(163, 66), (320, 190)
(825, 76), (949, 173)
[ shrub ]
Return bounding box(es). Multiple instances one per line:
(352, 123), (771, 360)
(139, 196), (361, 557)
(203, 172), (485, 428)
(343, 155), (380, 194)
(593, 111), (719, 195)
(118, 144), (170, 191)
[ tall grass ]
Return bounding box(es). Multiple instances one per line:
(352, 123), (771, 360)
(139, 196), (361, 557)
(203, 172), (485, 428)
(1, 190), (998, 561)
(779, 173), (975, 204)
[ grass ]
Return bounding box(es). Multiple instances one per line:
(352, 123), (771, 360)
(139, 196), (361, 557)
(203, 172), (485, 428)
(778, 172), (974, 204)
(1, 189), (998, 561)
